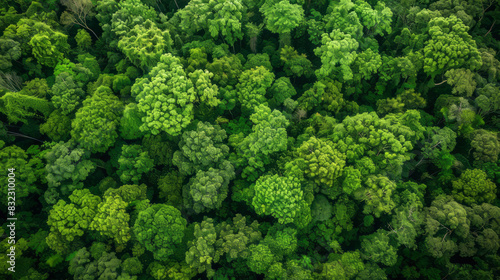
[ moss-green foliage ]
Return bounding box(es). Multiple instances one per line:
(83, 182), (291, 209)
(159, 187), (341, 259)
(46, 189), (101, 254)
(134, 204), (187, 261)
(117, 144), (154, 184)
(44, 141), (95, 198)
(131, 53), (196, 136)
(39, 110), (72, 141)
(158, 171), (184, 208)
(6, 0), (500, 279)
(0, 145), (37, 205)
(89, 194), (131, 247)
(252, 174), (310, 226)
(0, 91), (52, 124)
(452, 169), (496, 205)
(236, 66), (275, 115)
(70, 86), (123, 153)
(173, 121), (230, 175)
(295, 136), (346, 189)
(118, 19), (172, 71)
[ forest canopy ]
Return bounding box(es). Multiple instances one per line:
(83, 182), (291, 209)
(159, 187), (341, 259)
(0, 0), (499, 279)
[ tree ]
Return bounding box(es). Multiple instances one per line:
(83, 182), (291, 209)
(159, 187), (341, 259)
(295, 136), (346, 192)
(89, 194), (131, 247)
(247, 244), (275, 275)
(444, 68), (477, 97)
(40, 110), (72, 142)
(267, 76), (297, 108)
(252, 174), (310, 227)
(46, 189), (101, 253)
(236, 66), (275, 115)
(71, 86), (123, 153)
(44, 141), (95, 196)
(117, 19), (173, 71)
(206, 55), (242, 87)
(233, 104), (289, 181)
(470, 129), (500, 163)
(134, 204), (187, 261)
(28, 31), (69, 68)
(185, 161), (235, 213)
(354, 175), (397, 218)
(131, 53), (195, 136)
(422, 16), (482, 77)
(51, 72), (85, 115)
(119, 103), (145, 140)
(330, 111), (418, 179)
(0, 91), (52, 124)
(214, 214), (262, 263)
(173, 121), (230, 175)
(260, 0), (304, 47)
(314, 30), (359, 81)
(158, 171), (184, 208)
(185, 218), (217, 278)
(424, 195), (469, 258)
(189, 69), (220, 107)
(208, 0), (245, 46)
(117, 144), (154, 184)
(278, 46), (313, 78)
(0, 38), (21, 70)
(452, 169), (496, 205)
(60, 0), (98, 39)
(0, 145), (37, 206)
(361, 230), (398, 266)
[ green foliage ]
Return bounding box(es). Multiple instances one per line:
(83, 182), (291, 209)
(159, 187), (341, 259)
(234, 104), (289, 180)
(208, 0), (245, 45)
(4, 0), (500, 278)
(71, 86), (124, 153)
(314, 30), (359, 81)
(119, 103), (145, 140)
(268, 76), (296, 107)
(131, 53), (195, 136)
(0, 38), (21, 70)
(252, 174), (310, 226)
(173, 121), (230, 175)
(46, 189), (101, 253)
(470, 129), (500, 164)
(134, 204), (187, 261)
(280, 46), (314, 78)
(444, 68), (477, 97)
(236, 66), (274, 114)
(354, 175), (397, 218)
(117, 144), (154, 184)
(361, 230), (398, 266)
(75, 29), (92, 50)
(51, 72), (85, 115)
(261, 0), (304, 35)
(214, 214), (262, 263)
(45, 141), (95, 195)
(422, 16), (482, 77)
(452, 169), (496, 205)
(27, 28), (69, 68)
(247, 244), (275, 274)
(118, 19), (172, 71)
(0, 145), (37, 205)
(331, 111), (417, 179)
(186, 161), (235, 213)
(295, 136), (346, 190)
(189, 69), (221, 107)
(186, 218), (217, 277)
(89, 194), (131, 246)
(207, 55), (242, 87)
(0, 91), (52, 124)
